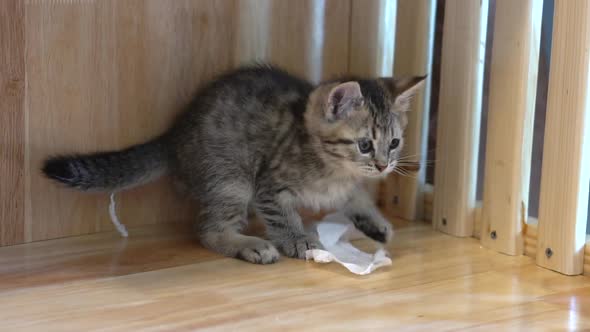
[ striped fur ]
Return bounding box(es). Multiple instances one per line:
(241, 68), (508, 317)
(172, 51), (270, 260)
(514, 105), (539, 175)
(43, 65), (424, 264)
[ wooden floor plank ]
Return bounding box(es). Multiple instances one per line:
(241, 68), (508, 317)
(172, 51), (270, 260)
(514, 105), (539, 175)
(0, 222), (588, 331)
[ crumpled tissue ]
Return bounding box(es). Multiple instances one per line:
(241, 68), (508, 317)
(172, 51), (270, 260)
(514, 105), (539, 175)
(305, 213), (392, 275)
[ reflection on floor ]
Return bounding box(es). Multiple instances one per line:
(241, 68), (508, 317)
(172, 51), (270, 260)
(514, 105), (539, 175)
(1, 219), (589, 331)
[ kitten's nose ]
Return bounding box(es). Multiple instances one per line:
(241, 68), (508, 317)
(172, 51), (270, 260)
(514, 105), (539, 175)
(375, 164), (387, 172)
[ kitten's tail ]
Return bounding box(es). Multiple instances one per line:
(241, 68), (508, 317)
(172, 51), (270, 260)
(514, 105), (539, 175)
(42, 137), (168, 192)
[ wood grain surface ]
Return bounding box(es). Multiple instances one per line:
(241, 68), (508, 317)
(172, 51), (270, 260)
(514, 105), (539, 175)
(0, 221), (589, 331)
(4, 0), (352, 245)
(0, 0), (26, 246)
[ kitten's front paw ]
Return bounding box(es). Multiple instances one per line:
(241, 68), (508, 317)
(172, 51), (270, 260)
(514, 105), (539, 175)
(236, 239), (280, 264)
(273, 233), (323, 259)
(351, 214), (394, 243)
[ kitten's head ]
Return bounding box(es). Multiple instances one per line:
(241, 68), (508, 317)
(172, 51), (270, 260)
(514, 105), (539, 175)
(305, 76), (425, 178)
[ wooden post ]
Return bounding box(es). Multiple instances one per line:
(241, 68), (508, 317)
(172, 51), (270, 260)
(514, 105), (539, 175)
(480, 0), (542, 255)
(234, 0), (271, 65)
(348, 0), (397, 201)
(383, 0), (436, 221)
(585, 244), (590, 276)
(235, 0), (351, 83)
(348, 0), (396, 77)
(432, 0), (488, 236)
(536, 0), (590, 275)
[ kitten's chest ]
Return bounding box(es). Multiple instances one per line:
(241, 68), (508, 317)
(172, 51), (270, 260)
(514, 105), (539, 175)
(295, 179), (356, 211)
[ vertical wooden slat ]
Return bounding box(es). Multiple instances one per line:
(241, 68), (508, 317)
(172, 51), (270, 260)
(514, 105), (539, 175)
(480, 0), (542, 255)
(472, 202), (483, 239)
(383, 0), (436, 221)
(422, 184), (434, 221)
(432, 0), (488, 237)
(235, 0), (350, 82)
(536, 0), (590, 275)
(524, 218), (538, 258)
(348, 0), (396, 201)
(320, 0), (352, 80)
(584, 243), (590, 276)
(348, 0), (396, 77)
(0, 0), (25, 246)
(268, 0), (324, 82)
(234, 0), (271, 65)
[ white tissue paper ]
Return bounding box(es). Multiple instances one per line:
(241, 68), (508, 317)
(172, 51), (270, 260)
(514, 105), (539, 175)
(305, 213), (392, 275)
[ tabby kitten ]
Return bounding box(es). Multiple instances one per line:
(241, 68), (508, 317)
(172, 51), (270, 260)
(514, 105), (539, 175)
(43, 65), (425, 264)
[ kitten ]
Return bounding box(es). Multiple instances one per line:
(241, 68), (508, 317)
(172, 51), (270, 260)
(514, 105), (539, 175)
(43, 65), (425, 264)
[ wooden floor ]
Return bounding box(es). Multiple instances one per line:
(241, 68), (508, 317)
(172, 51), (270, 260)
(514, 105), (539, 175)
(1, 220), (589, 331)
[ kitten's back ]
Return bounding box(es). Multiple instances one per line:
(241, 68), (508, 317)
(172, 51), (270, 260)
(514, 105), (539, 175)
(42, 65), (312, 192)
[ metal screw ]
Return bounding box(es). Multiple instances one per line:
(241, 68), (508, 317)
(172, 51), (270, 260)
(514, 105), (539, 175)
(545, 248), (553, 258)
(393, 196), (399, 205)
(490, 231), (497, 240)
(442, 218), (447, 226)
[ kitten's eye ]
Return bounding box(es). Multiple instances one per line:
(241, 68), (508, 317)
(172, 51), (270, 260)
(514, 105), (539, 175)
(390, 138), (400, 150)
(358, 139), (373, 154)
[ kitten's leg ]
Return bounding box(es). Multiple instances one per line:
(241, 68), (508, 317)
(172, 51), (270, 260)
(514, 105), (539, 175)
(198, 185), (280, 264)
(256, 194), (322, 259)
(343, 188), (394, 243)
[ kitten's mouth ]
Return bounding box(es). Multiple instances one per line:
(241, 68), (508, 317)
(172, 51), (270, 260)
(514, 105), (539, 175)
(357, 162), (395, 178)
(360, 167), (391, 178)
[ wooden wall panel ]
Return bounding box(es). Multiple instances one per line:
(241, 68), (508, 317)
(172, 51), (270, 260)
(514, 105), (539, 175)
(111, 1), (235, 232)
(2, 0), (352, 245)
(0, 0), (25, 246)
(26, 2), (112, 241)
(432, 0), (488, 237)
(25, 0), (234, 242)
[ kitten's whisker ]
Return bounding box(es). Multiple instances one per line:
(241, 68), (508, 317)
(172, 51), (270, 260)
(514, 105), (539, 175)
(394, 161), (421, 172)
(397, 155), (421, 161)
(397, 152), (437, 161)
(396, 167), (411, 174)
(392, 169), (418, 180)
(396, 158), (437, 164)
(397, 173), (418, 180)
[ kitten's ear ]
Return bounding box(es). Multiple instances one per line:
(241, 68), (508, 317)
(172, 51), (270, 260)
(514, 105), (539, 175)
(391, 76), (427, 111)
(326, 81), (364, 121)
